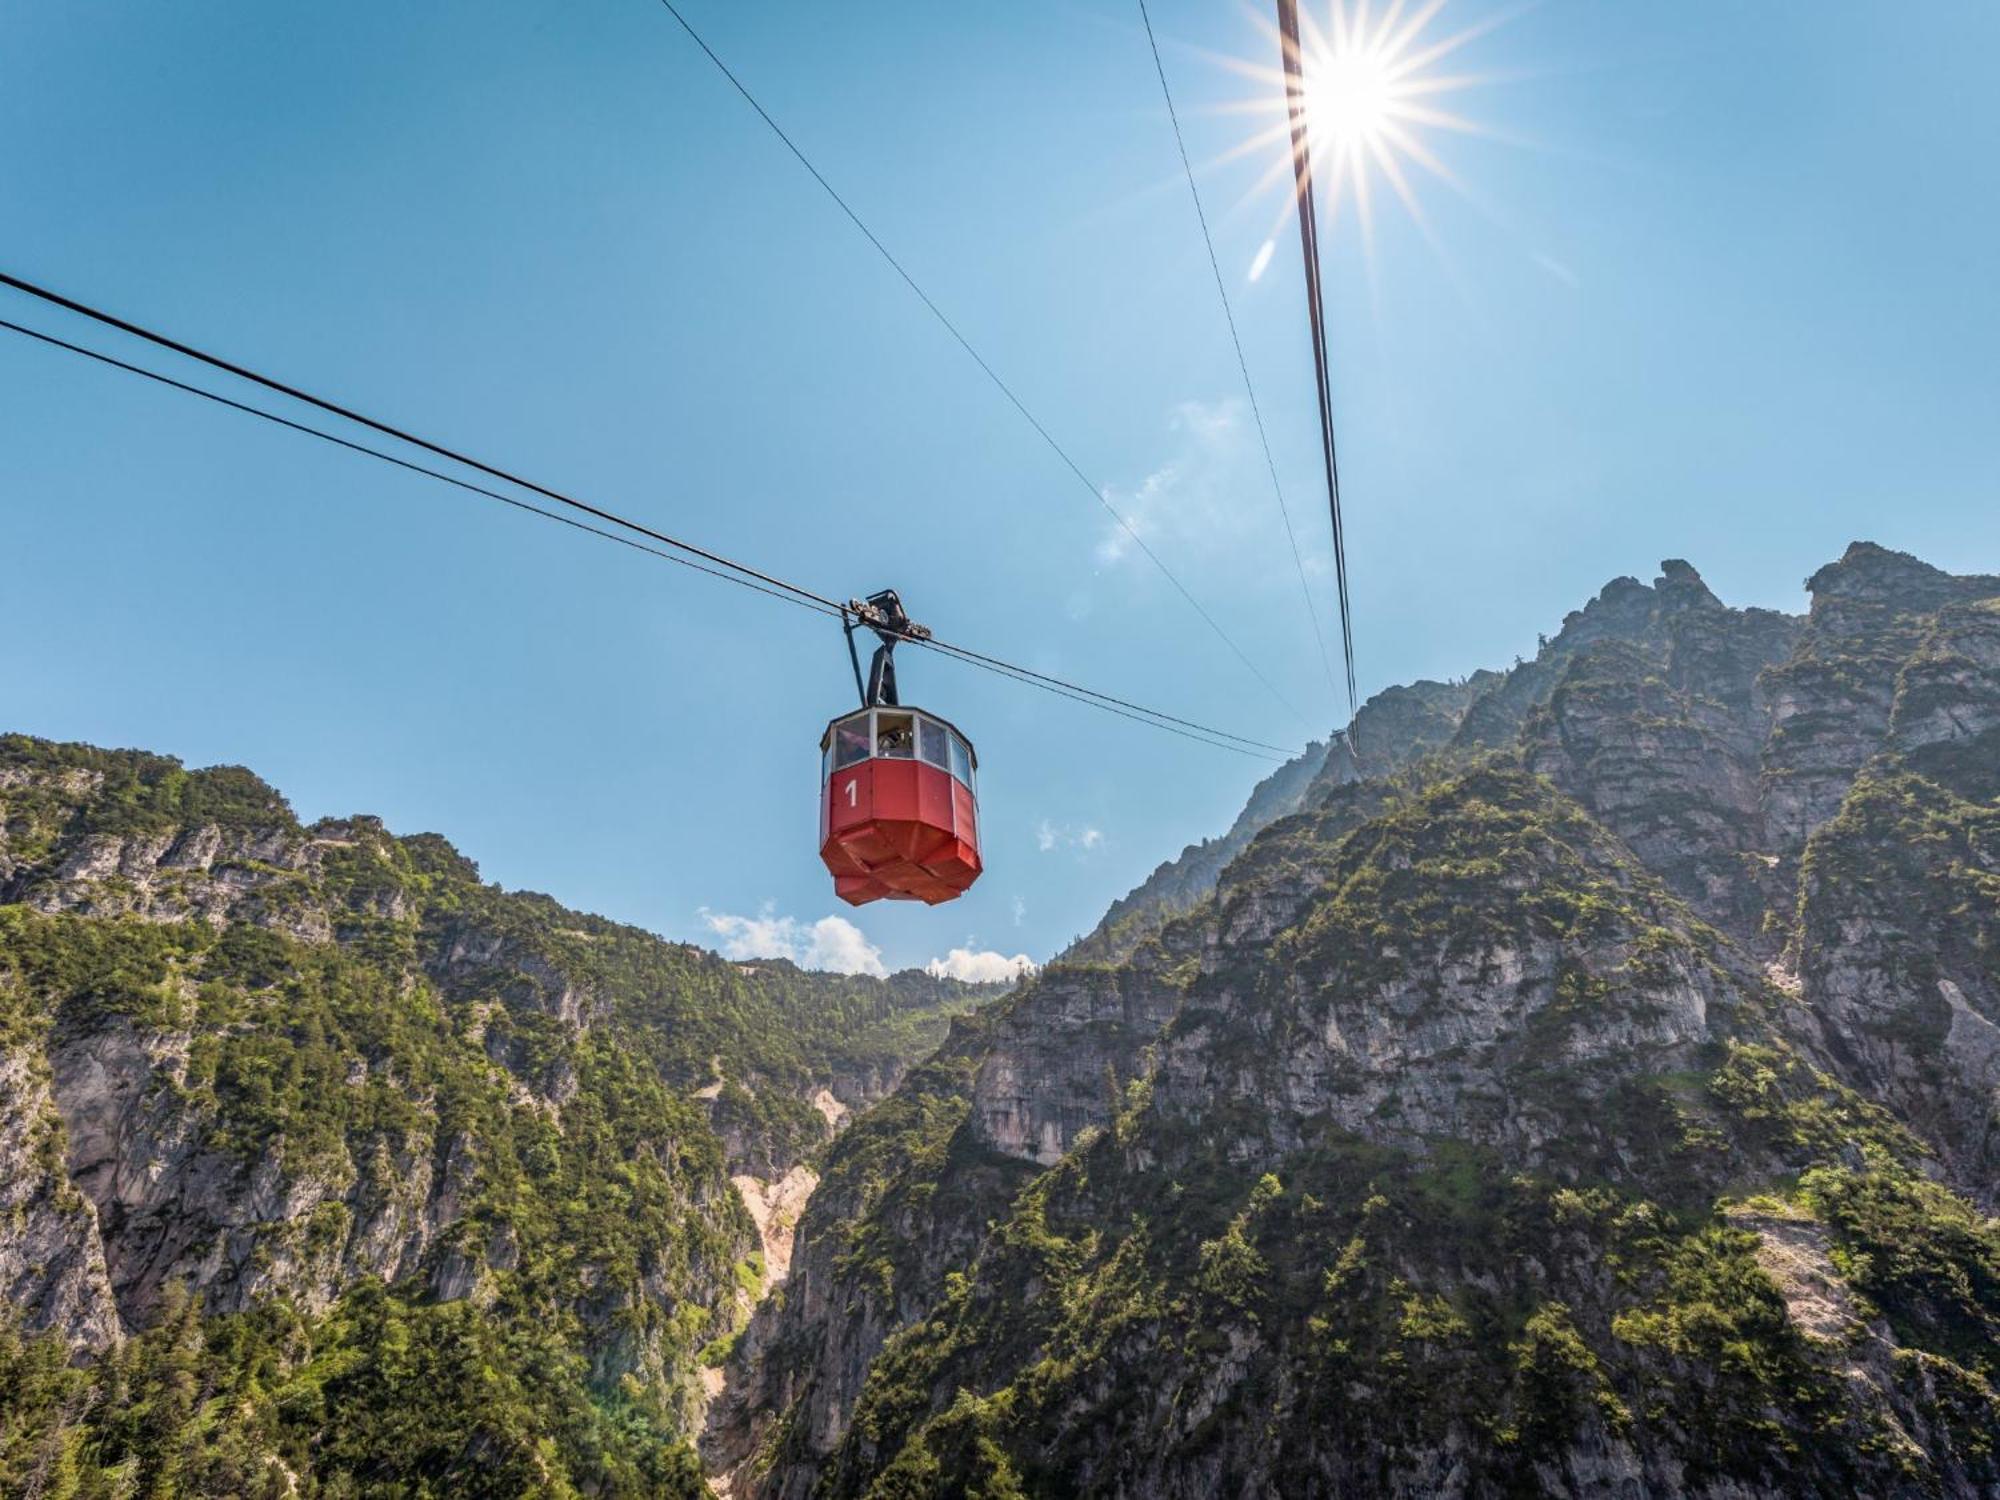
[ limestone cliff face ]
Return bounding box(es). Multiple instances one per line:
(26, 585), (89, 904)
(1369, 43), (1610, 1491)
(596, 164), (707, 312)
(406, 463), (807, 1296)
(1894, 597), (2000, 795)
(1762, 545), (2000, 847)
(1151, 775), (1740, 1170)
(702, 1046), (1032, 1498)
(974, 925), (1199, 1166)
(0, 1036), (120, 1353)
(0, 738), (1007, 1493)
(969, 779), (1398, 1175)
(1523, 634), (1782, 935)
(720, 546), (2000, 1500)
(1793, 772), (2000, 1206)
(983, 558), (1819, 1178)
(46, 1011), (476, 1330)
(1346, 672), (1497, 772)
(0, 788), (750, 1443)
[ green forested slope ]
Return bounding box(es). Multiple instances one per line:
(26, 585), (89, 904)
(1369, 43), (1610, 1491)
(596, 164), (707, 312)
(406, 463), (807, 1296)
(0, 735), (1002, 1497)
(717, 548), (2000, 1500)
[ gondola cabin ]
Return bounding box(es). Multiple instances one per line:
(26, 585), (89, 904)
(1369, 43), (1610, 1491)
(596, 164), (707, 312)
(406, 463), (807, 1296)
(819, 706), (981, 905)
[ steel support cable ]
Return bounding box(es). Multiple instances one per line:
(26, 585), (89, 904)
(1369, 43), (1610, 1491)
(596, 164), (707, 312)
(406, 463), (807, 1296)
(917, 640), (1286, 761)
(652, 0), (1312, 733)
(1278, 4), (1356, 715)
(0, 268), (1295, 752)
(1134, 0), (1341, 709)
(0, 316), (836, 619)
(1274, 0), (1359, 728)
(0, 301), (1293, 759)
(0, 269), (839, 616)
(909, 633), (1286, 753)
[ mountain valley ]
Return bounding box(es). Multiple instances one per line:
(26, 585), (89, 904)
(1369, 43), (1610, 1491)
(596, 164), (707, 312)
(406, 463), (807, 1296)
(3, 542), (1997, 1499)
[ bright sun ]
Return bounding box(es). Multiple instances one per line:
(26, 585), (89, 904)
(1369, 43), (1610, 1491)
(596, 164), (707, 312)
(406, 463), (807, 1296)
(1308, 41), (1398, 151)
(1216, 0), (1506, 245)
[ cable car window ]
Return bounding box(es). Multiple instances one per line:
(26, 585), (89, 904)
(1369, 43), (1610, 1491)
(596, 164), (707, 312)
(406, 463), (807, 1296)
(833, 720), (870, 770)
(876, 712), (916, 758)
(823, 738), (836, 782)
(919, 718), (949, 768)
(948, 733), (972, 786)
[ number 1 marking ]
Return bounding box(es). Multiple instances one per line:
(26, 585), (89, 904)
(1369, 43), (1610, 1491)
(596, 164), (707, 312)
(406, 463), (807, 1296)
(844, 778), (858, 808)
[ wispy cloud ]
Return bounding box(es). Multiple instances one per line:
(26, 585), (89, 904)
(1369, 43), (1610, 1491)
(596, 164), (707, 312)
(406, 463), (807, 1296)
(1036, 819), (1104, 855)
(700, 905), (887, 977)
(1532, 250), (1579, 287)
(924, 948), (1037, 984)
(1095, 400), (1280, 575)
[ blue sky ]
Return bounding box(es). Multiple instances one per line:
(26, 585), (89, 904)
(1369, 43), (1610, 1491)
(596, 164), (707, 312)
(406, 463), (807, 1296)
(4, 1), (1996, 975)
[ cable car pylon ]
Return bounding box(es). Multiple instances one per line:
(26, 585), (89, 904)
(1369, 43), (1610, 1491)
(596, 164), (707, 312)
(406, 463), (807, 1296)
(820, 591), (983, 906)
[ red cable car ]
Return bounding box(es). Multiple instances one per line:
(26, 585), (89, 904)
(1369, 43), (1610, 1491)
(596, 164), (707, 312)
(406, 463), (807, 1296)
(819, 591), (982, 906)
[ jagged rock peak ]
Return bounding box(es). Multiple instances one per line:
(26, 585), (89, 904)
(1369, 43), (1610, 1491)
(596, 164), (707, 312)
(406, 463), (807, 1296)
(1808, 539), (2000, 609)
(1553, 556), (1733, 642)
(1654, 555), (1721, 605)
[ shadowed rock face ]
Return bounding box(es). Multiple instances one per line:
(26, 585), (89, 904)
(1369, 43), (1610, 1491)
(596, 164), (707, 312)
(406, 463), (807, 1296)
(0, 1041), (121, 1353)
(1762, 545), (2000, 847)
(719, 547), (2000, 1500)
(1792, 771), (2000, 1197)
(975, 925), (1199, 1167)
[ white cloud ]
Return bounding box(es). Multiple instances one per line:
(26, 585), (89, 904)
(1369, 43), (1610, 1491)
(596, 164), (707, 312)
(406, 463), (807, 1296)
(801, 917), (889, 977)
(1037, 819), (1105, 856)
(925, 948), (1037, 983)
(1095, 400), (1263, 571)
(700, 905), (887, 977)
(1011, 895), (1027, 927)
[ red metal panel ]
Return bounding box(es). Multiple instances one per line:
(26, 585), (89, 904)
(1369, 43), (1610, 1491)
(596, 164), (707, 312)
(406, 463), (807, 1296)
(873, 758), (920, 825)
(827, 761), (873, 838)
(820, 748), (984, 906)
(833, 871), (877, 903)
(915, 762), (954, 834)
(951, 781), (978, 853)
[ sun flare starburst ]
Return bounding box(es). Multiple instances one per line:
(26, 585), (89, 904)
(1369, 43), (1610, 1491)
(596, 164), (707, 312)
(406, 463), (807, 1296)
(1214, 0), (1509, 254)
(1311, 45), (1398, 148)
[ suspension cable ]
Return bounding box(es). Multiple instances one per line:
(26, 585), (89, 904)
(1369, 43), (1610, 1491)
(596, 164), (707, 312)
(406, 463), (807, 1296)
(1275, 0), (1360, 731)
(0, 292), (1296, 760)
(918, 641), (1287, 761)
(651, 0), (1312, 732)
(0, 315), (840, 619)
(0, 269), (839, 616)
(1134, 0), (1341, 710)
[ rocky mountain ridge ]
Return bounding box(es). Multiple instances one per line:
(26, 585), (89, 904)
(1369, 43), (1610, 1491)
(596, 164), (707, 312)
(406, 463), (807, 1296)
(0, 738), (1005, 1495)
(1064, 737), (1330, 964)
(709, 543), (2000, 1499)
